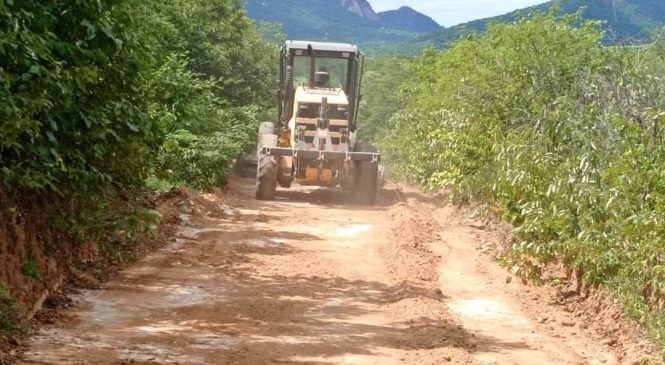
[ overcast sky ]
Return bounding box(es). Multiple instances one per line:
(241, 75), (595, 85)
(368, 0), (550, 27)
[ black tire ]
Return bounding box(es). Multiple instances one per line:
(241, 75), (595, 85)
(256, 154), (277, 200)
(278, 175), (292, 189)
(353, 142), (379, 205)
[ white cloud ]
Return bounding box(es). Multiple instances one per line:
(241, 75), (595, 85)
(368, 0), (550, 27)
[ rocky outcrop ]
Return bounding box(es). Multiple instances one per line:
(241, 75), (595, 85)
(340, 0), (378, 21)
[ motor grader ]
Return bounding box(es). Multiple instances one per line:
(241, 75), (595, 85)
(256, 40), (380, 204)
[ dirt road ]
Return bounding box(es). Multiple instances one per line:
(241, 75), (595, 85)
(18, 178), (656, 364)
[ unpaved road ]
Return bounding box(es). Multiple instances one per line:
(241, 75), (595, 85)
(19, 178), (656, 364)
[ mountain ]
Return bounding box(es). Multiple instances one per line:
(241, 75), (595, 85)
(378, 6), (440, 33)
(243, 0), (442, 49)
(399, 0), (665, 54)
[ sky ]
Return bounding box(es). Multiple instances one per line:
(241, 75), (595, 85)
(368, 0), (550, 27)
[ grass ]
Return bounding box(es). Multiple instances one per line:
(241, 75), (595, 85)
(22, 258), (42, 280)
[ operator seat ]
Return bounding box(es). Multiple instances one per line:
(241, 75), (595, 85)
(314, 67), (331, 88)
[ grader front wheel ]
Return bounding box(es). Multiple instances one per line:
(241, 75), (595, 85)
(256, 133), (278, 201)
(256, 154), (277, 200)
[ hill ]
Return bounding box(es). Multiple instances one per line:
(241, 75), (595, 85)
(397, 0), (665, 54)
(243, 0), (441, 48)
(378, 6), (440, 33)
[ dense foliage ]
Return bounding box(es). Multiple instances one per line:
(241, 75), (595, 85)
(1, 0), (154, 193)
(357, 56), (410, 142)
(137, 0), (277, 189)
(383, 11), (665, 345)
(1, 0), (275, 196)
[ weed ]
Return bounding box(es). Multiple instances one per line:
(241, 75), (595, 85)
(0, 283), (16, 332)
(22, 257), (42, 280)
(102, 242), (125, 263)
(0, 282), (8, 300)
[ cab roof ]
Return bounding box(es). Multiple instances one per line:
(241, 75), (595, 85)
(285, 40), (359, 54)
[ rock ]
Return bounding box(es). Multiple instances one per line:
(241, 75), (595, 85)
(69, 267), (100, 289)
(7, 335), (20, 346)
(561, 321), (576, 327)
(468, 221), (486, 230)
(602, 338), (617, 347)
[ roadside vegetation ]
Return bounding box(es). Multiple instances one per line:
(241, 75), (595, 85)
(356, 56), (410, 143)
(0, 0), (275, 330)
(381, 9), (665, 348)
(2, 0), (276, 195)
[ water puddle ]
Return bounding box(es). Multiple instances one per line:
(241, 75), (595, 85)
(179, 213), (192, 223)
(177, 227), (225, 239)
(119, 344), (206, 365)
(335, 224), (373, 238)
(132, 322), (195, 334)
(190, 334), (235, 350)
(246, 237), (287, 246)
(161, 284), (211, 306)
(449, 298), (529, 324)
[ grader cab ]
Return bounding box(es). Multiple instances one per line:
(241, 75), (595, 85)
(256, 41), (380, 204)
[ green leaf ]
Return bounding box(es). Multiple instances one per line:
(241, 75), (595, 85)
(81, 20), (97, 40)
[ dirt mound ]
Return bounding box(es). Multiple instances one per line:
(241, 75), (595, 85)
(533, 272), (661, 363)
(383, 202), (440, 286)
(157, 187), (233, 221)
(381, 201), (475, 363)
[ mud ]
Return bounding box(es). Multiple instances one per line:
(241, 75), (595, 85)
(16, 178), (660, 364)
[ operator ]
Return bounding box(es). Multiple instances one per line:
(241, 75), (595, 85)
(314, 66), (331, 88)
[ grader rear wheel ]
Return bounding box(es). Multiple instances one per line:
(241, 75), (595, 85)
(353, 142), (379, 205)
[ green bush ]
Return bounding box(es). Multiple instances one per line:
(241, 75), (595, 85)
(357, 57), (411, 142)
(138, 0), (278, 189)
(1, 0), (277, 229)
(22, 258), (41, 280)
(155, 106), (263, 189)
(0, 0), (156, 194)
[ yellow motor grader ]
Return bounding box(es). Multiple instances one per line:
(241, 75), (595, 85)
(256, 41), (380, 204)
